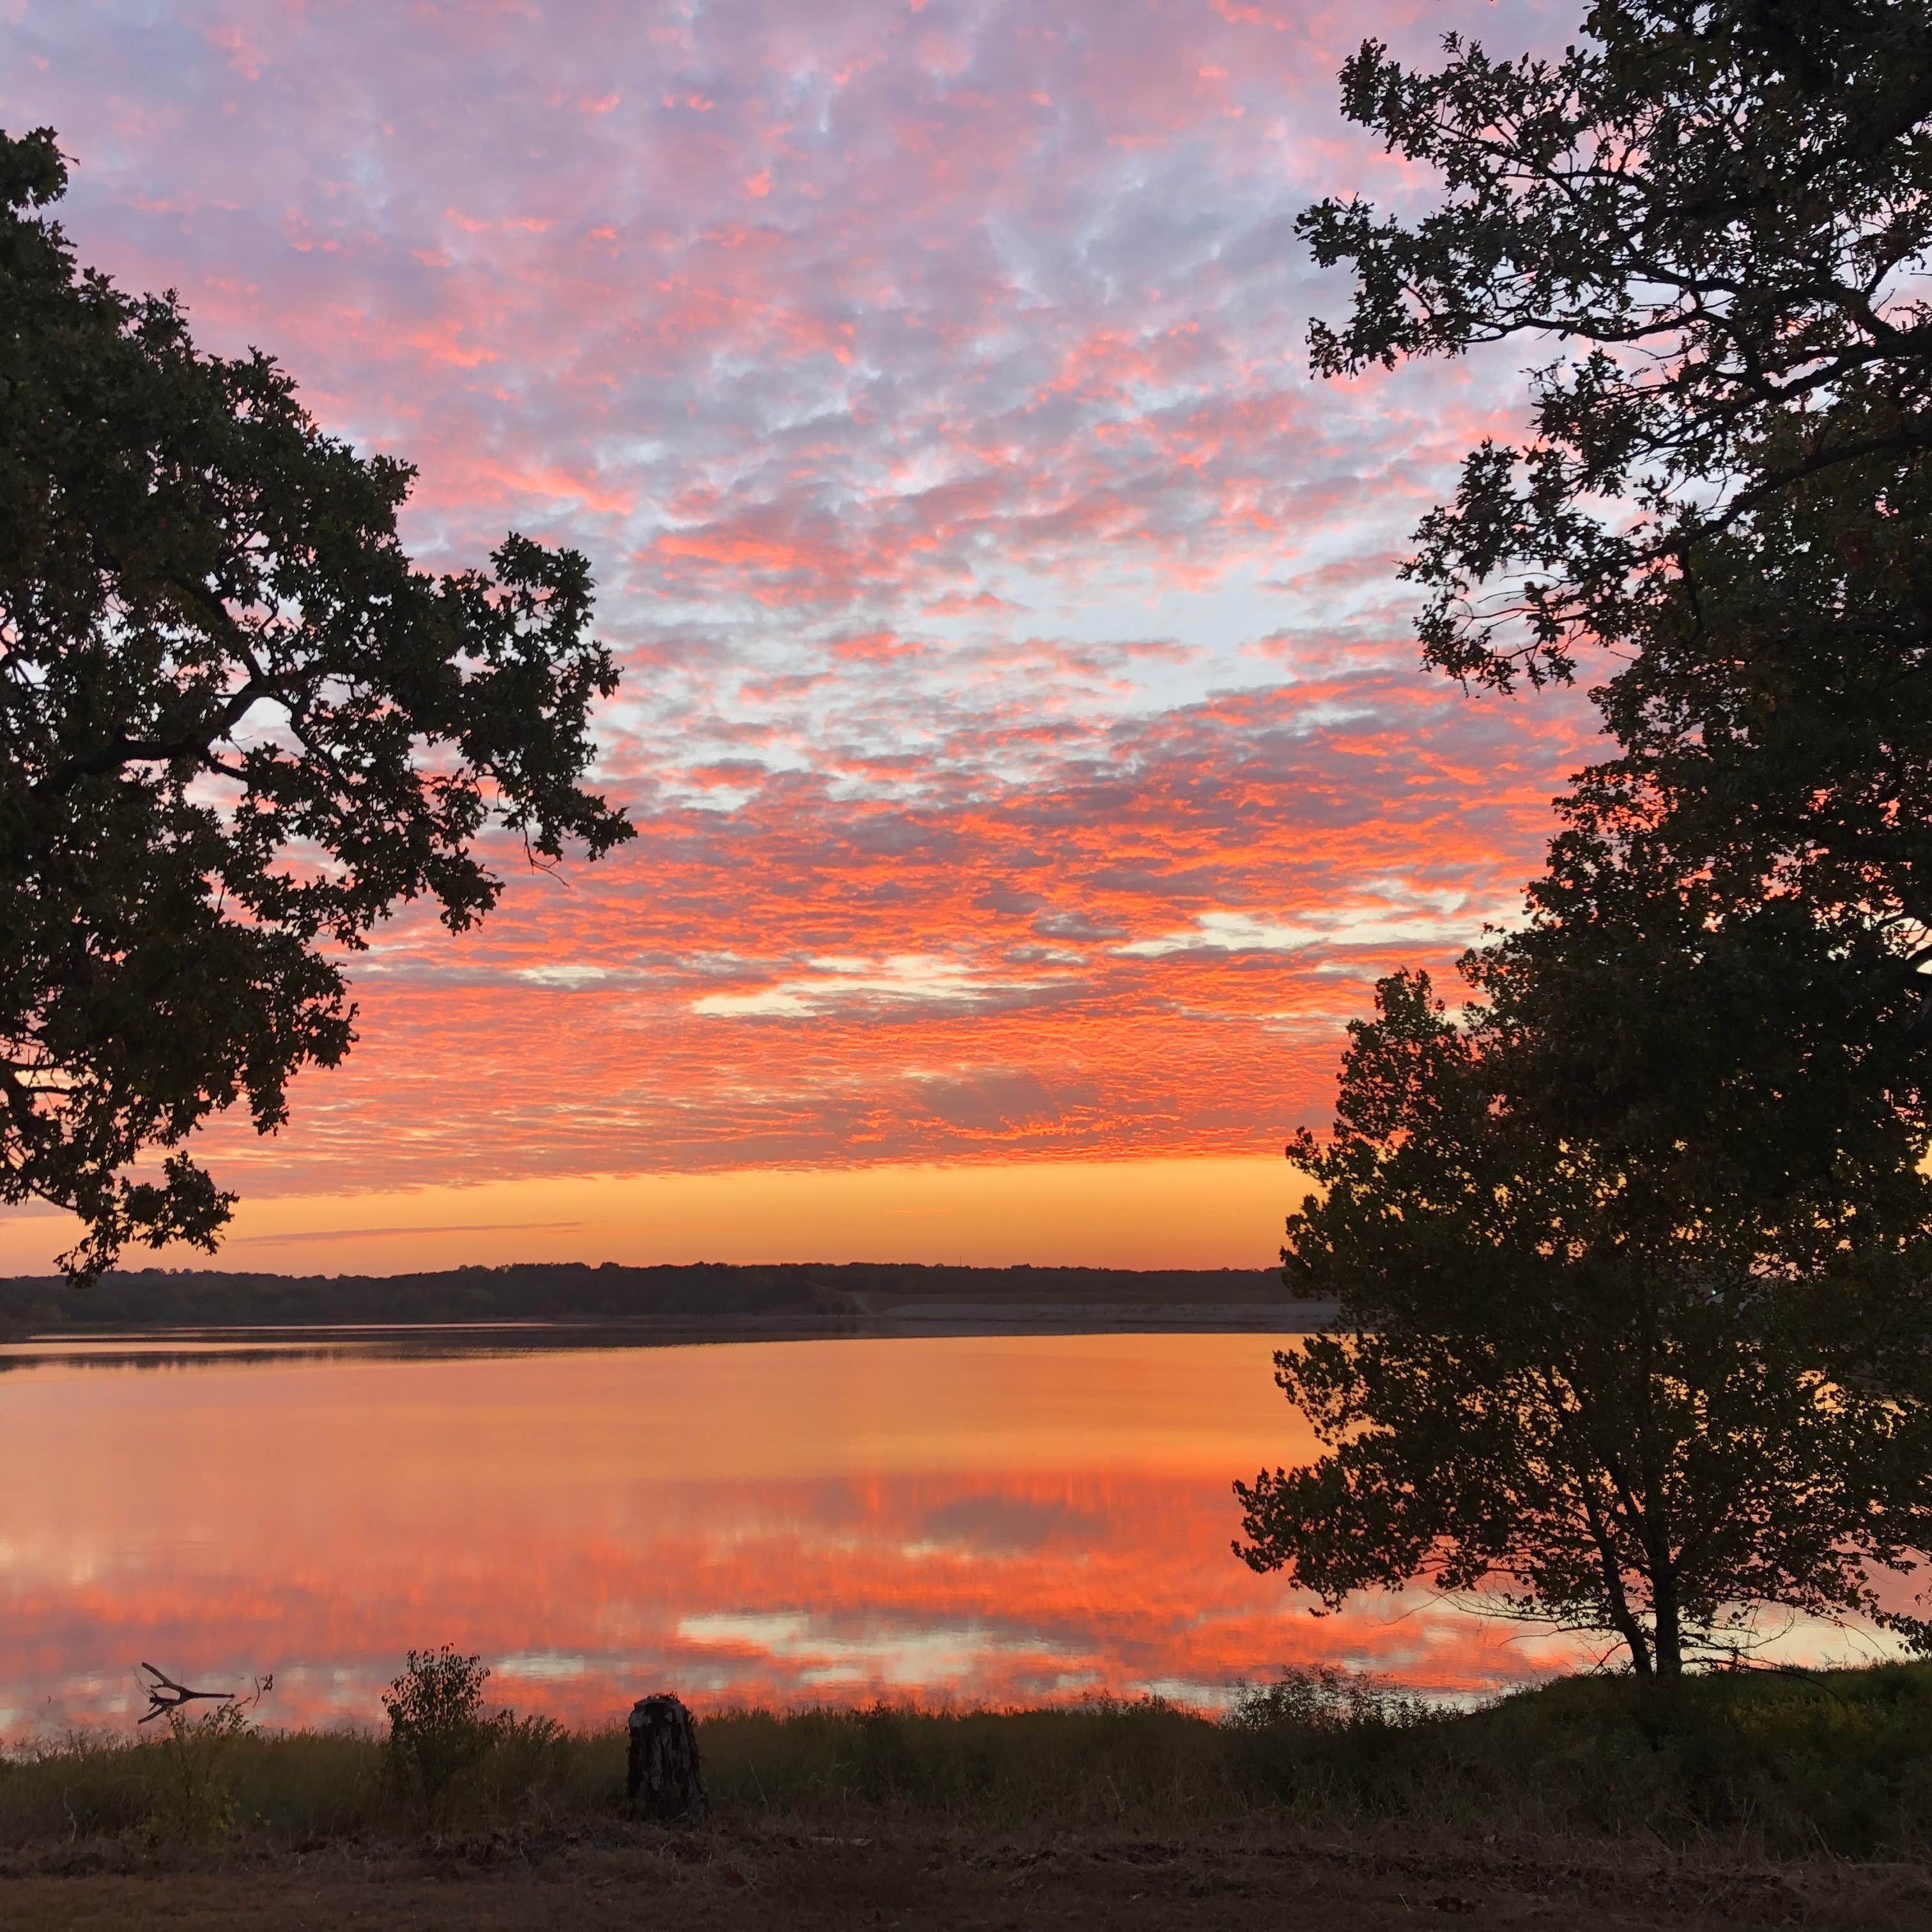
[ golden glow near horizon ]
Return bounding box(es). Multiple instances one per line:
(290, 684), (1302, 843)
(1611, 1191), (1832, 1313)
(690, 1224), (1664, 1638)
(0, 1156), (1313, 1278)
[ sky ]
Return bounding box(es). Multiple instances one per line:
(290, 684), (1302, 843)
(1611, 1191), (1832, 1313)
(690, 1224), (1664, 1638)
(0, 0), (1599, 1272)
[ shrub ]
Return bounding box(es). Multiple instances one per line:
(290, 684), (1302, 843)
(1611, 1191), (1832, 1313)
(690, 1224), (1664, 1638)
(380, 1647), (500, 1820)
(1225, 1666), (1429, 1734)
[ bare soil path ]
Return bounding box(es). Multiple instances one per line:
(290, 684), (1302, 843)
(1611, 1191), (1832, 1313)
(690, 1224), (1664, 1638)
(6, 1820), (1928, 1931)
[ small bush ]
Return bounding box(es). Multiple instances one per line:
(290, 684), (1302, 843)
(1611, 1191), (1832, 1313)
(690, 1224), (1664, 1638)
(379, 1648), (575, 1826)
(1225, 1666), (1428, 1733)
(381, 1646), (501, 1820)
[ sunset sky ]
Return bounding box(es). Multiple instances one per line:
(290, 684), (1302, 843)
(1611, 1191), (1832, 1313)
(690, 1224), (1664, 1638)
(0, 0), (1597, 1273)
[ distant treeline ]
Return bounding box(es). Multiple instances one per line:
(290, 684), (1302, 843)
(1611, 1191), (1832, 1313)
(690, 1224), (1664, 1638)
(0, 1261), (1285, 1332)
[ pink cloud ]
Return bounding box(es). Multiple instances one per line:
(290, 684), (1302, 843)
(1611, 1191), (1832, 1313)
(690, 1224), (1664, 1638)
(3, 0), (1581, 1211)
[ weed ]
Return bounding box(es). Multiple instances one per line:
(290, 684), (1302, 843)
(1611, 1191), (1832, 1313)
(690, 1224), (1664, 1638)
(141, 1703), (252, 1843)
(2, 1659), (1929, 1860)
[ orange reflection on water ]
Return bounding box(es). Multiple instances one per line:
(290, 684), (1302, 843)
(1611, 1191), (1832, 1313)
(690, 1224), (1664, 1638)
(0, 1334), (1585, 1734)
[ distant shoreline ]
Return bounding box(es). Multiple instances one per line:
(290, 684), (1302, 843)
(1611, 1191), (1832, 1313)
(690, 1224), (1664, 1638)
(0, 1261), (1333, 1344)
(0, 1304), (1337, 1362)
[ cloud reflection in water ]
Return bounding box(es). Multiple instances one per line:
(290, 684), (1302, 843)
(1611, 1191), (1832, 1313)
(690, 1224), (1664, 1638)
(0, 1333), (1589, 1734)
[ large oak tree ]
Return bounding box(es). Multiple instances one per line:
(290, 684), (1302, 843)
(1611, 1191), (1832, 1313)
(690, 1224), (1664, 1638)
(1243, 0), (1932, 1678)
(1304, 2), (1932, 979)
(0, 129), (633, 1276)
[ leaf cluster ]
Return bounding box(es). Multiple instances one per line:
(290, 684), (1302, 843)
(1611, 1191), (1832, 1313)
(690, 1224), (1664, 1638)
(1302, 1), (1932, 691)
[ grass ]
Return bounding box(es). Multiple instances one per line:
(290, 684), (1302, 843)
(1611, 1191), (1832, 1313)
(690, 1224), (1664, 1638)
(4, 1662), (1931, 1864)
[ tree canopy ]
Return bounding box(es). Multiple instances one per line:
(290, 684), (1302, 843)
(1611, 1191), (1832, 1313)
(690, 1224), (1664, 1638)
(0, 128), (633, 1276)
(1303, 2), (1932, 987)
(1304, 0), (1932, 686)
(1236, 831), (1932, 1672)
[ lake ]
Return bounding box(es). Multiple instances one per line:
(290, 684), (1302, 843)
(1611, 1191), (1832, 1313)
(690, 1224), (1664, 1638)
(0, 1330), (1590, 1736)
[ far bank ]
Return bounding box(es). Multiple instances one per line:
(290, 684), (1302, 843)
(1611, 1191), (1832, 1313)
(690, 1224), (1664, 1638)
(0, 1260), (1336, 1342)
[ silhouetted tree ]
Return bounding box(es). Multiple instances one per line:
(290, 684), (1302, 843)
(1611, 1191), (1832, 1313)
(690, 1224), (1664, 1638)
(1305, 1), (1932, 685)
(1237, 817), (1932, 1676)
(1302, 4), (1932, 1002)
(0, 129), (633, 1276)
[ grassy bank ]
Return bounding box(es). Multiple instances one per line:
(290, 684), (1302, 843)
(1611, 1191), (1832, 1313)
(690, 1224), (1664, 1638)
(4, 1663), (1931, 1862)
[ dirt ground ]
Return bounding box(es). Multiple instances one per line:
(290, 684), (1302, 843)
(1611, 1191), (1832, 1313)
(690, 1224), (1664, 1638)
(4, 1818), (1929, 1931)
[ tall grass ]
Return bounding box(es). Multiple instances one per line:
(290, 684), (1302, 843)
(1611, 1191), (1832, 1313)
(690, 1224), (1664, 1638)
(3, 1662), (1929, 1860)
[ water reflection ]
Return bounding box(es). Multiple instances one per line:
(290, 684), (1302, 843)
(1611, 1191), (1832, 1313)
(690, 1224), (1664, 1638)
(0, 1323), (792, 1376)
(0, 1332), (1587, 1734)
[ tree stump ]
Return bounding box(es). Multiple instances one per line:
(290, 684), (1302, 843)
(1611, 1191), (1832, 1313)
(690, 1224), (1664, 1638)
(627, 1694), (707, 1820)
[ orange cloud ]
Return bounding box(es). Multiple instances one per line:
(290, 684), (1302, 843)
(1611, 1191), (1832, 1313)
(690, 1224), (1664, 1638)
(17, 0), (1600, 1256)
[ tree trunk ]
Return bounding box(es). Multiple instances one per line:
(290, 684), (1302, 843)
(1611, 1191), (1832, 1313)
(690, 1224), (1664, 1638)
(627, 1695), (707, 1820)
(1581, 1488), (1652, 1675)
(1650, 1577), (1684, 1679)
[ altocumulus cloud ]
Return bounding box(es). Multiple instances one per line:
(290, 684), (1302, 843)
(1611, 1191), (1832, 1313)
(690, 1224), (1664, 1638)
(3, 0), (1594, 1192)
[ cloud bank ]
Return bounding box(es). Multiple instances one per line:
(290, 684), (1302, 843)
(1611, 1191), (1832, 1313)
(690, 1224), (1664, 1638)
(3, 0), (1593, 1205)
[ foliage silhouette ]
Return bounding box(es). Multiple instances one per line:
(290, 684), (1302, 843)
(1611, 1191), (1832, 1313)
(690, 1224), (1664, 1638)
(1302, 0), (1932, 689)
(0, 127), (632, 1279)
(0, 1261), (1287, 1335)
(1255, 0), (1932, 1684)
(1302, 3), (1932, 1030)
(1237, 893), (1932, 1675)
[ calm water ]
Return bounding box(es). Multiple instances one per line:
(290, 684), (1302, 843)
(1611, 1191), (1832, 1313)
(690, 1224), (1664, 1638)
(0, 1331), (1588, 1735)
